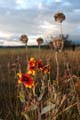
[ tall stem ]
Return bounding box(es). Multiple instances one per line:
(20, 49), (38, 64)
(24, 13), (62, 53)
(55, 52), (59, 87)
(39, 44), (40, 51)
(60, 22), (63, 37)
(25, 43), (28, 70)
(38, 44), (41, 58)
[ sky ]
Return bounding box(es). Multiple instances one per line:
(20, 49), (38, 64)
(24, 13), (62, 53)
(0, 0), (80, 46)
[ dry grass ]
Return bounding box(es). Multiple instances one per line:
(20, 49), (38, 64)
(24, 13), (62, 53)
(0, 48), (80, 120)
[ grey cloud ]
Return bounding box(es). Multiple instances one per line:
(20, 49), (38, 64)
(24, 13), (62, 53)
(0, 0), (80, 43)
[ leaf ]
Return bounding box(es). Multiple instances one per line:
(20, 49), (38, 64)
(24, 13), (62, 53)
(41, 103), (55, 115)
(19, 91), (25, 103)
(30, 104), (38, 111)
(38, 89), (45, 101)
(21, 112), (30, 120)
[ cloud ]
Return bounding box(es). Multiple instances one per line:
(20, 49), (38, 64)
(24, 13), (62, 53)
(16, 0), (45, 10)
(0, 31), (14, 39)
(16, 0), (31, 9)
(0, 0), (80, 45)
(0, 40), (25, 46)
(55, 0), (62, 3)
(39, 21), (60, 35)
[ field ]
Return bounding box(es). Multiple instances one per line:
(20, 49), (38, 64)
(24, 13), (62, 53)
(0, 48), (80, 120)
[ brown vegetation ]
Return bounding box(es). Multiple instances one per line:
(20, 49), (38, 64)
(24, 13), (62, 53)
(0, 48), (80, 120)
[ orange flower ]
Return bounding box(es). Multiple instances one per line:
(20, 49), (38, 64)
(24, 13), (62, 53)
(27, 69), (36, 76)
(17, 73), (34, 88)
(36, 60), (43, 70)
(41, 65), (51, 74)
(29, 57), (36, 69)
(28, 57), (36, 75)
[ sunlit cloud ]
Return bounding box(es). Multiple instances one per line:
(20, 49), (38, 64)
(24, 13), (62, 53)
(37, 2), (43, 10)
(16, 0), (44, 10)
(16, 0), (28, 9)
(0, 31), (13, 39)
(40, 21), (60, 35)
(2, 40), (24, 46)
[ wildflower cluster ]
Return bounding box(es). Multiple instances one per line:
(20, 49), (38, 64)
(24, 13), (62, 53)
(17, 57), (51, 89)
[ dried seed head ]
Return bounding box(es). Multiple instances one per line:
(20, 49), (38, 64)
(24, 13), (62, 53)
(20, 34), (28, 43)
(48, 41), (53, 49)
(36, 37), (43, 45)
(54, 12), (66, 23)
(53, 37), (64, 51)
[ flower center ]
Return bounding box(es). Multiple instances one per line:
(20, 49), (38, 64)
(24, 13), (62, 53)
(22, 75), (29, 82)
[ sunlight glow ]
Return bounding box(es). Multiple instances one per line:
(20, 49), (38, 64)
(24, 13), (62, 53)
(0, 31), (13, 39)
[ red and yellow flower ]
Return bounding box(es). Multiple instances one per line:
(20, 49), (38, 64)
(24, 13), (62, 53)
(28, 57), (36, 69)
(36, 59), (43, 70)
(28, 57), (36, 75)
(17, 73), (34, 88)
(27, 69), (36, 76)
(41, 65), (51, 74)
